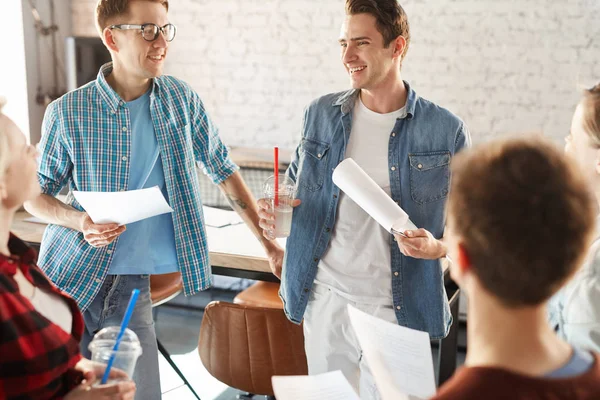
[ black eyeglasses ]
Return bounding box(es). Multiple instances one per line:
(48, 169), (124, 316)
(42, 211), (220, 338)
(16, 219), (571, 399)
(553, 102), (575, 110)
(109, 23), (177, 42)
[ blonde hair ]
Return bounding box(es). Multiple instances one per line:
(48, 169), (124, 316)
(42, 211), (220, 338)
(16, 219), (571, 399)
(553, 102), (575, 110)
(582, 83), (600, 145)
(0, 96), (9, 179)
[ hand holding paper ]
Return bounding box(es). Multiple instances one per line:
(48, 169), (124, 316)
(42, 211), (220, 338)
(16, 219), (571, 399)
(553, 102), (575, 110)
(73, 186), (173, 225)
(332, 158), (417, 234)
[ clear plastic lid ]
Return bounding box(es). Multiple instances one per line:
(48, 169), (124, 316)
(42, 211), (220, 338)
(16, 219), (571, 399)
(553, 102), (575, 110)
(88, 326), (142, 355)
(263, 174), (296, 197)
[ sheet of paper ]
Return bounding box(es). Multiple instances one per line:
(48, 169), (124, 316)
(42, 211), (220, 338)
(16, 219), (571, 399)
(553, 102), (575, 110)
(73, 186), (173, 225)
(272, 370), (359, 400)
(202, 206), (243, 228)
(332, 158), (417, 233)
(348, 305), (436, 400)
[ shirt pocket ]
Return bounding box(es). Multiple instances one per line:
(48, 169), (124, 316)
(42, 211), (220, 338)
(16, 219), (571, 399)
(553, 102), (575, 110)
(298, 138), (331, 192)
(408, 151), (451, 205)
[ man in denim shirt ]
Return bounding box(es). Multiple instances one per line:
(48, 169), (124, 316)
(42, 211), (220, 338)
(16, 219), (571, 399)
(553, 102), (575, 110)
(258, 0), (470, 397)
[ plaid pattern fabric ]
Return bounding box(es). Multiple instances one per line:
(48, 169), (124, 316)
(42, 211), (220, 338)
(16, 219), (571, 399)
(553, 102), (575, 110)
(37, 63), (238, 310)
(0, 234), (84, 399)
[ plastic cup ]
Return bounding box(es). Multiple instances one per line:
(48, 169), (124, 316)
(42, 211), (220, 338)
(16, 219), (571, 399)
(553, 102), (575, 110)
(264, 174), (296, 238)
(88, 326), (142, 384)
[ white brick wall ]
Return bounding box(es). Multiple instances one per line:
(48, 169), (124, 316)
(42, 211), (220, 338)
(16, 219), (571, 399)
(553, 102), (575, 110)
(72, 0), (600, 148)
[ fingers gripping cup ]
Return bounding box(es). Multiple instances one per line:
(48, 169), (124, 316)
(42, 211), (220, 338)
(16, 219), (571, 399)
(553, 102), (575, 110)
(88, 327), (142, 382)
(264, 174), (296, 238)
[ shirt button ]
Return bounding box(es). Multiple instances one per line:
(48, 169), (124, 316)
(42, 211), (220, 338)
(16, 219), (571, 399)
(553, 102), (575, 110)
(394, 272), (399, 276)
(107, 250), (112, 254)
(396, 306), (401, 310)
(122, 156), (128, 161)
(317, 153), (322, 158)
(391, 132), (396, 137)
(122, 127), (127, 132)
(95, 278), (102, 284)
(417, 163), (423, 169)
(391, 166), (396, 171)
(304, 288), (309, 293)
(111, 110), (117, 115)
(313, 258), (318, 262)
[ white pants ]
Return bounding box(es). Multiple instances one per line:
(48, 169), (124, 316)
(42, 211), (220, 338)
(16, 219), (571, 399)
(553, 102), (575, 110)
(303, 282), (398, 400)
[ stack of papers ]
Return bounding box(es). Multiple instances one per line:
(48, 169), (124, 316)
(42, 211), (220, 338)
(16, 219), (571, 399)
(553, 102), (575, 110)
(272, 305), (436, 400)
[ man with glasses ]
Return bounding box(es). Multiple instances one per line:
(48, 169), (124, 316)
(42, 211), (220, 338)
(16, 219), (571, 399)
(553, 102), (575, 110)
(24, 1), (284, 398)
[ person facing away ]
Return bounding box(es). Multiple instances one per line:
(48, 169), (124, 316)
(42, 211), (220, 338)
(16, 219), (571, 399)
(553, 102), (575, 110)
(0, 97), (135, 399)
(548, 83), (600, 352)
(258, 0), (470, 397)
(23, 0), (284, 398)
(433, 137), (600, 400)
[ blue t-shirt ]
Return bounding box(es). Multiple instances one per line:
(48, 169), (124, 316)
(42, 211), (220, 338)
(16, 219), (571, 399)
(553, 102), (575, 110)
(108, 89), (179, 275)
(546, 348), (594, 378)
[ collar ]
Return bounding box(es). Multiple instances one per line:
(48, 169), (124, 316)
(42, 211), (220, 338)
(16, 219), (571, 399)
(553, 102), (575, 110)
(332, 80), (417, 118)
(0, 234), (36, 276)
(95, 62), (160, 113)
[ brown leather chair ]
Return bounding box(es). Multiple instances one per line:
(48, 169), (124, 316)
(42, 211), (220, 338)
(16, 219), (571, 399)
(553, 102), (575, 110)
(233, 281), (283, 309)
(198, 301), (308, 398)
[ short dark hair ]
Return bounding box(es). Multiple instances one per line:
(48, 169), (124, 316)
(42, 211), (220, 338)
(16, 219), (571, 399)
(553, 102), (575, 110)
(345, 0), (410, 63)
(96, 0), (169, 34)
(448, 137), (596, 307)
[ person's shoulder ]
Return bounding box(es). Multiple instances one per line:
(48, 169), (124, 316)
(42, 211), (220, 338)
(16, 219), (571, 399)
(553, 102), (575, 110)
(432, 367), (517, 400)
(47, 81), (97, 115)
(414, 95), (465, 129)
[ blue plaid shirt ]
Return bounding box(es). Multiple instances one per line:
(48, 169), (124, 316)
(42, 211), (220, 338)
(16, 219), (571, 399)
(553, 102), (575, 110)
(36, 63), (238, 311)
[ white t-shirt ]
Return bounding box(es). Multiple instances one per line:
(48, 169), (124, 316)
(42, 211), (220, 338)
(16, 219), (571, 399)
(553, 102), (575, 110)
(314, 95), (406, 304)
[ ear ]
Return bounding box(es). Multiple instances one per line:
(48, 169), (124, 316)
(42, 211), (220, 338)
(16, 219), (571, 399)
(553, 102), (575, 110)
(392, 35), (407, 59)
(102, 27), (119, 53)
(450, 242), (472, 284)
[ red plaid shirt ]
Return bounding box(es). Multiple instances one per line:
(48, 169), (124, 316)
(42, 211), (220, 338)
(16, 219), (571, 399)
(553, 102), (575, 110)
(0, 234), (84, 399)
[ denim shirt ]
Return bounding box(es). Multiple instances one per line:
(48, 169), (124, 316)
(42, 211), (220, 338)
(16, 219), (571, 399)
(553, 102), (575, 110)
(548, 223), (600, 352)
(280, 82), (471, 339)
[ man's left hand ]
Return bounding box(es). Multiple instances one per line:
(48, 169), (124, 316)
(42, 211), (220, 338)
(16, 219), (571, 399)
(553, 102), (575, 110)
(394, 228), (446, 260)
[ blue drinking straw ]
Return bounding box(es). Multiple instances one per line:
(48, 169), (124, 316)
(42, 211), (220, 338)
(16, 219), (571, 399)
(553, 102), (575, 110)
(101, 288), (140, 384)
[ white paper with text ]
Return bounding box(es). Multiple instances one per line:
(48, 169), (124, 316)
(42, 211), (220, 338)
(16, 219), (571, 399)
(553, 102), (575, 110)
(348, 305), (436, 400)
(272, 370), (359, 400)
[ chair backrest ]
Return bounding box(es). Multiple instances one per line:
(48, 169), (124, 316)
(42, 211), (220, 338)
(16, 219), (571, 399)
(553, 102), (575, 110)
(198, 301), (308, 396)
(150, 272), (183, 307)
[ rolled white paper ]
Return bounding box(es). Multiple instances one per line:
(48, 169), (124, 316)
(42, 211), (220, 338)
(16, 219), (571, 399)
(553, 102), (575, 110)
(332, 158), (417, 234)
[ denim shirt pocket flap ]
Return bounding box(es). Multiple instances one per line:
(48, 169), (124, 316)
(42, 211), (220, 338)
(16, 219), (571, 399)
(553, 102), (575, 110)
(408, 151), (450, 171)
(298, 138), (331, 191)
(408, 151), (451, 204)
(301, 138), (331, 161)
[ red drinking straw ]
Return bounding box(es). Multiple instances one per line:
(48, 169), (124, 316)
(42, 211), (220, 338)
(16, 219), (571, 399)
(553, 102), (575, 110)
(274, 147), (279, 207)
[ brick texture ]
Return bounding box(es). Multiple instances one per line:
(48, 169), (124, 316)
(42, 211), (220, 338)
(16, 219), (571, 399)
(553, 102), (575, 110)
(72, 0), (600, 148)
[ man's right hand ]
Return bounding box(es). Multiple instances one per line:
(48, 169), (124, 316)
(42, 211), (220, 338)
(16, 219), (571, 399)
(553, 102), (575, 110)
(257, 198), (301, 240)
(80, 213), (126, 248)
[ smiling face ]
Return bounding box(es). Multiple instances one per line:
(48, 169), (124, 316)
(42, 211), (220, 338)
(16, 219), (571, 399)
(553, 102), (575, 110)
(0, 115), (40, 210)
(339, 13), (403, 91)
(105, 1), (170, 81)
(564, 102), (600, 189)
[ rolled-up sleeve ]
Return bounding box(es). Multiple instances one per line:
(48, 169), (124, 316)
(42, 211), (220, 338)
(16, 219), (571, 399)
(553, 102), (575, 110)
(37, 101), (72, 196)
(189, 90), (238, 185)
